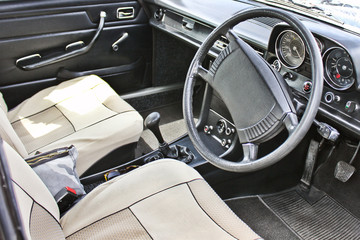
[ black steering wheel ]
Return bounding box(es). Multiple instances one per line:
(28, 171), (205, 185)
(183, 8), (323, 172)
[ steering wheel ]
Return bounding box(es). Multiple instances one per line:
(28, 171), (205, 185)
(183, 8), (323, 172)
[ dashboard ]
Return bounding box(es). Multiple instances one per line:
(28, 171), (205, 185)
(267, 23), (360, 137)
(145, 0), (360, 138)
(272, 29), (355, 91)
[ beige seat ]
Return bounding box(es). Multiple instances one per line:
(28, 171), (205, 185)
(3, 141), (261, 240)
(0, 75), (143, 175)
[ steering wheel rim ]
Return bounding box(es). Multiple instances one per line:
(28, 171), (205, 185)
(183, 8), (323, 172)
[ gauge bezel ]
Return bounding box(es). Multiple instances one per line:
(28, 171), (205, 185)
(275, 29), (306, 69)
(306, 37), (323, 54)
(315, 38), (324, 53)
(323, 47), (355, 91)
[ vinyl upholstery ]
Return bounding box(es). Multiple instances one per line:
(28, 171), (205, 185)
(4, 141), (262, 240)
(1, 75), (143, 175)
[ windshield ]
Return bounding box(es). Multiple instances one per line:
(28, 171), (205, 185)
(254, 0), (360, 33)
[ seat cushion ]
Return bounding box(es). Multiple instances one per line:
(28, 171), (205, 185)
(8, 75), (143, 175)
(61, 159), (261, 240)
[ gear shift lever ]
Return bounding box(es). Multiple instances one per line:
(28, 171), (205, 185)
(145, 112), (176, 157)
(144, 112), (194, 162)
(144, 112), (165, 145)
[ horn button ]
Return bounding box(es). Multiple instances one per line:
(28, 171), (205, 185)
(210, 43), (293, 143)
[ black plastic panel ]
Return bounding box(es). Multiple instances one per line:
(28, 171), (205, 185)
(202, 110), (237, 151)
(0, 12), (93, 39)
(0, 25), (150, 84)
(0, 0), (152, 108)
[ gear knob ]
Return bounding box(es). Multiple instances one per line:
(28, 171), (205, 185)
(144, 112), (165, 144)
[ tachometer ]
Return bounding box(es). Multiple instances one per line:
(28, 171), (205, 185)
(324, 47), (355, 90)
(276, 30), (306, 69)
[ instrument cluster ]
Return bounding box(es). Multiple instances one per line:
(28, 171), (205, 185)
(323, 47), (355, 91)
(274, 29), (356, 92)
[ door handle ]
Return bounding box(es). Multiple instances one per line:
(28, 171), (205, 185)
(117, 7), (135, 19)
(16, 11), (106, 71)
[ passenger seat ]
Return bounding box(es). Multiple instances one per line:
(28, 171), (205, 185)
(0, 75), (143, 176)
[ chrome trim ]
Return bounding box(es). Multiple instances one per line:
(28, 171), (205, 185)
(112, 32), (129, 51)
(117, 7), (135, 19)
(275, 29), (306, 69)
(323, 47), (355, 91)
(65, 41), (84, 51)
(315, 37), (324, 53)
(16, 11), (106, 71)
(16, 54), (41, 65)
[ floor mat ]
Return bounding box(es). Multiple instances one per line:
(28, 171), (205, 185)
(262, 191), (360, 240)
(226, 197), (300, 240)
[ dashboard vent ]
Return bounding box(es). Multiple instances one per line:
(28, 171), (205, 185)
(254, 17), (282, 27)
(214, 36), (264, 57)
(214, 36), (229, 50)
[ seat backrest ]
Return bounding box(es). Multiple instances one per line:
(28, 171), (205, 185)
(3, 140), (65, 240)
(0, 92), (7, 113)
(0, 93), (28, 158)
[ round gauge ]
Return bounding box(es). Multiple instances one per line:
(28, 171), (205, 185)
(276, 30), (306, 69)
(324, 47), (355, 90)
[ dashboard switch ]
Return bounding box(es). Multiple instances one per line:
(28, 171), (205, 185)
(204, 125), (213, 134)
(303, 81), (312, 93)
(324, 92), (335, 103)
(335, 95), (341, 102)
(283, 72), (295, 81)
(345, 101), (357, 113)
(324, 92), (340, 104)
(225, 127), (232, 136)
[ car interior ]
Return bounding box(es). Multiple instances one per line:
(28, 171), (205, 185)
(0, 0), (360, 239)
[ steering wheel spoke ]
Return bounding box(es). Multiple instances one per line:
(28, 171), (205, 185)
(225, 29), (241, 50)
(226, 29), (240, 43)
(196, 64), (213, 83)
(283, 112), (299, 136)
(241, 143), (258, 163)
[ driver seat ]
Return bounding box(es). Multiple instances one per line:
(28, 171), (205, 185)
(3, 141), (261, 240)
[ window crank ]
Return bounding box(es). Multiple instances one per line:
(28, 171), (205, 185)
(112, 32), (129, 51)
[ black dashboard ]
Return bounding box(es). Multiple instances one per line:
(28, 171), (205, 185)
(146, 0), (360, 139)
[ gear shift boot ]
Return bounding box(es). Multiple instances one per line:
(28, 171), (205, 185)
(144, 112), (194, 163)
(145, 144), (194, 164)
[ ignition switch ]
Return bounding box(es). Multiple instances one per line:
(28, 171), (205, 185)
(217, 119), (227, 134)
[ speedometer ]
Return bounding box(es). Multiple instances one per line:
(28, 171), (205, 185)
(324, 47), (355, 90)
(276, 30), (306, 69)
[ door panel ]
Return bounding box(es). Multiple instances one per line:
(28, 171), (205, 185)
(0, 0), (152, 109)
(0, 12), (93, 39)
